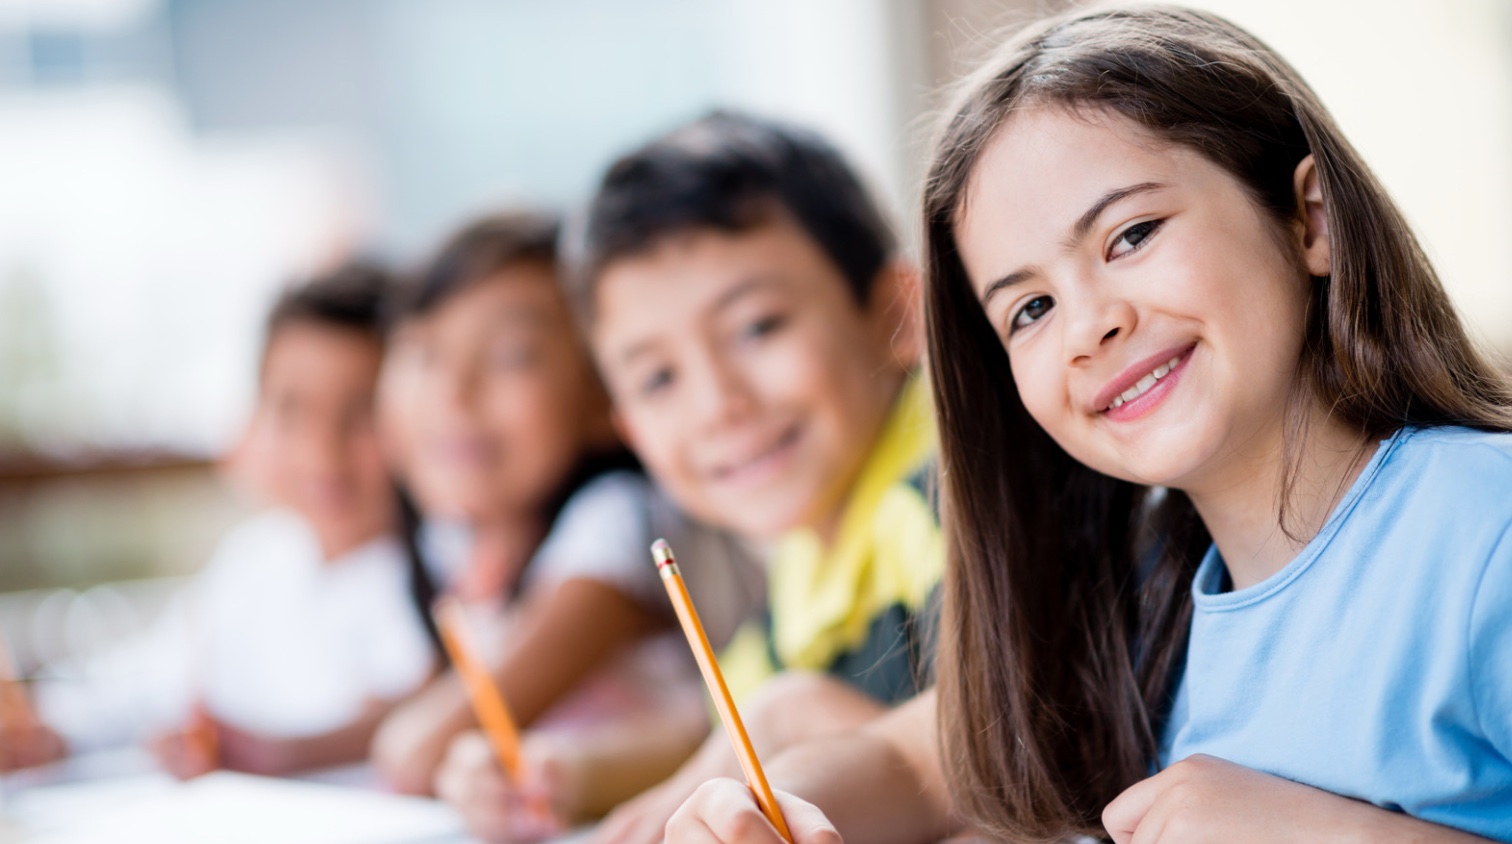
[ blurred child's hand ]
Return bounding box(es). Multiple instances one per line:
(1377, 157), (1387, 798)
(149, 724), (220, 780)
(0, 718), (65, 772)
(434, 730), (570, 843)
(589, 775), (700, 844)
(213, 721), (311, 776)
(371, 674), (472, 795)
(665, 779), (842, 844)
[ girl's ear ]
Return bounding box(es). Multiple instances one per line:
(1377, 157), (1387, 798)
(869, 258), (924, 371)
(1293, 155), (1332, 277)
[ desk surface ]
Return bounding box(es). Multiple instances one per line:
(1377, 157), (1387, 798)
(0, 750), (590, 844)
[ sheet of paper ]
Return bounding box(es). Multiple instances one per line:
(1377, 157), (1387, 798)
(10, 771), (466, 844)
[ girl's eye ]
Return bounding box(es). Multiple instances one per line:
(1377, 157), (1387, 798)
(1109, 219), (1163, 260)
(1011, 296), (1054, 332)
(488, 344), (537, 370)
(639, 367), (674, 398)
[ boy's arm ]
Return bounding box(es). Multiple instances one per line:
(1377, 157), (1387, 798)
(372, 577), (662, 794)
(209, 697), (399, 776)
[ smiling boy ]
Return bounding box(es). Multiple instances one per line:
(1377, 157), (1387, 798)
(580, 111), (942, 839)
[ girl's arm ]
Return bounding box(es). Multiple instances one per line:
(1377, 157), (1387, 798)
(591, 672), (890, 844)
(1103, 754), (1499, 844)
(438, 697), (710, 842)
(372, 577), (663, 794)
(667, 689), (957, 844)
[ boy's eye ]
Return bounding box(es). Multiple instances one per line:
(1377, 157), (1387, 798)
(1011, 296), (1054, 332)
(738, 313), (787, 341)
(1109, 219), (1163, 260)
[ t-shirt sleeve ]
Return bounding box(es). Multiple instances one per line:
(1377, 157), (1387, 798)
(1471, 521), (1512, 760)
(356, 550), (438, 701)
(524, 472), (663, 608)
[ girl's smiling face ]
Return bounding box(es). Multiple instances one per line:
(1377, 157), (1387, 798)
(956, 106), (1324, 495)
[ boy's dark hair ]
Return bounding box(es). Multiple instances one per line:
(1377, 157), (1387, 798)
(265, 261), (392, 345)
(392, 210), (560, 325)
(566, 110), (896, 319)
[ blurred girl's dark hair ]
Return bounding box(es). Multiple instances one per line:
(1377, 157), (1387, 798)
(389, 210), (560, 326)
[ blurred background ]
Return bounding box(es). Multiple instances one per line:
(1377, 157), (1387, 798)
(1, 0), (1509, 655)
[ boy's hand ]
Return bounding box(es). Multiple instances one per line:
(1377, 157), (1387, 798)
(0, 681), (64, 771)
(0, 719), (64, 772)
(434, 730), (568, 843)
(665, 778), (842, 843)
(149, 723), (220, 780)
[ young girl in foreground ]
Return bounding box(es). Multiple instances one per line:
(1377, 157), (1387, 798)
(669, 6), (1512, 843)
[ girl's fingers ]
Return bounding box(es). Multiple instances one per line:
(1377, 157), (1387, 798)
(667, 780), (842, 844)
(770, 790), (844, 844)
(1102, 771), (1161, 844)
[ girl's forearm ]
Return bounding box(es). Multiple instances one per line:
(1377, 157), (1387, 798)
(764, 691), (956, 844)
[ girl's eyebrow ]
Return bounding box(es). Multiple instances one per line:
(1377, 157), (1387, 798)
(1067, 181), (1165, 245)
(981, 181), (1166, 306)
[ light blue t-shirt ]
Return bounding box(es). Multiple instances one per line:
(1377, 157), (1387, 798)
(1160, 426), (1512, 841)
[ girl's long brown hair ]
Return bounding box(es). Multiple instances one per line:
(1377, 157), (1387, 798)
(924, 6), (1512, 841)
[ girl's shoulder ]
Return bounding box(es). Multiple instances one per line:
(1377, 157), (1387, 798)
(1388, 425), (1512, 493)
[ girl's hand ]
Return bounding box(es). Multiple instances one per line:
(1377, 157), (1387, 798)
(665, 778), (842, 843)
(434, 730), (568, 843)
(1103, 753), (1489, 844)
(589, 776), (702, 844)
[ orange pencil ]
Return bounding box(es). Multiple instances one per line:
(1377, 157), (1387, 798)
(432, 596), (523, 779)
(652, 538), (793, 843)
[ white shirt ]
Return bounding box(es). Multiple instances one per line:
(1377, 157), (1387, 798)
(416, 471), (766, 725)
(40, 510), (436, 748)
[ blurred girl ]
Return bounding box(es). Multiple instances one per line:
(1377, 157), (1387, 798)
(668, 6), (1512, 843)
(3, 265), (437, 777)
(372, 211), (759, 813)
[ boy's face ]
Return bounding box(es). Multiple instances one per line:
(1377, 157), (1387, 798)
(592, 218), (913, 541)
(379, 264), (612, 525)
(244, 321), (391, 555)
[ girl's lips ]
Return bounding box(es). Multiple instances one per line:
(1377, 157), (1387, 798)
(1097, 344), (1195, 422)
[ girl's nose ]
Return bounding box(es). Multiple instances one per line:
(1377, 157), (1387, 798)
(1064, 290), (1138, 366)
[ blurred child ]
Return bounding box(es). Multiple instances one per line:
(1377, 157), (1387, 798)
(370, 211), (761, 807)
(433, 113), (943, 842)
(1, 264), (437, 777)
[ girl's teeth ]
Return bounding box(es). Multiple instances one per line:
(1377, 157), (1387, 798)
(1108, 353), (1187, 410)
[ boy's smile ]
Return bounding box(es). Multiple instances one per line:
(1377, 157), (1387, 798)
(591, 218), (912, 542)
